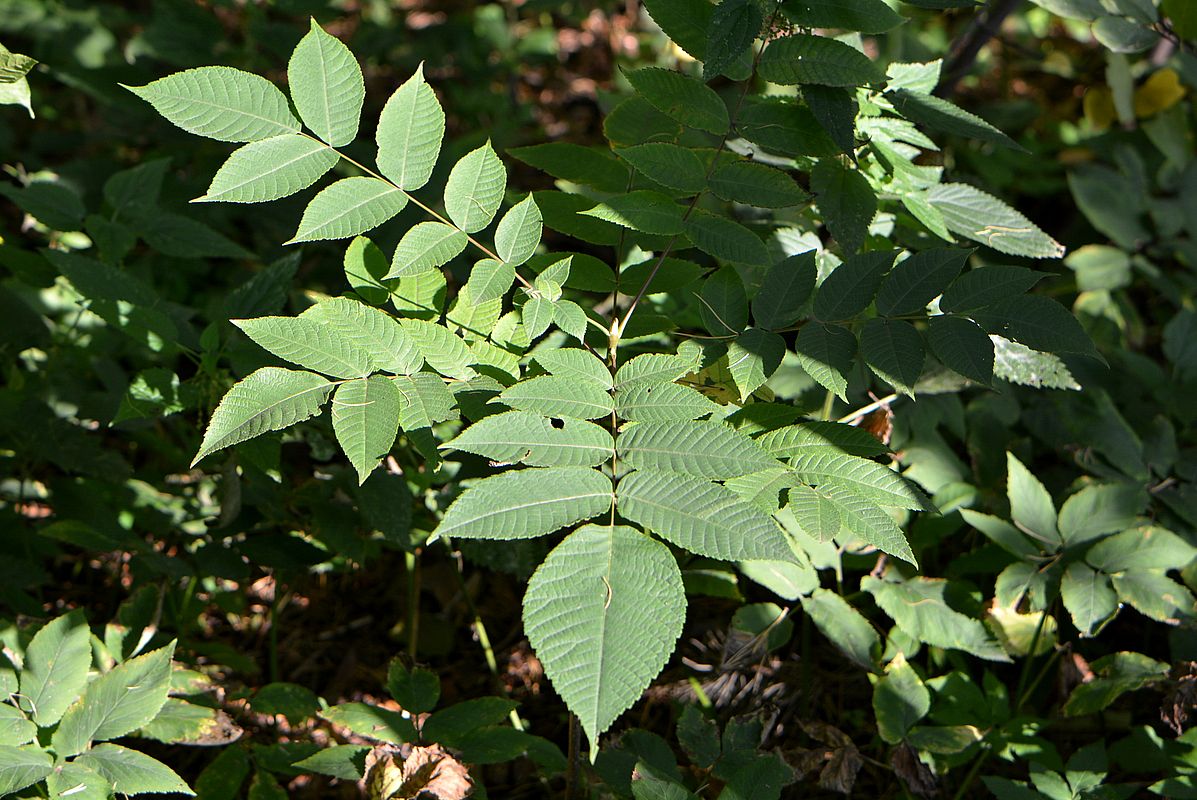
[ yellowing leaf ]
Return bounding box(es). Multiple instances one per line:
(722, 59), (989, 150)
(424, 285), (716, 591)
(1133, 68), (1186, 118)
(1083, 87), (1116, 131)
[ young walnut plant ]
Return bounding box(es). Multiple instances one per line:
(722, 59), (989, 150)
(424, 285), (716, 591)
(128, 4), (1097, 754)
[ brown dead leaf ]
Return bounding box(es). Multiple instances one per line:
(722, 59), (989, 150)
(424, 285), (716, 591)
(890, 741), (937, 798)
(1162, 661), (1197, 735)
(365, 744), (473, 800)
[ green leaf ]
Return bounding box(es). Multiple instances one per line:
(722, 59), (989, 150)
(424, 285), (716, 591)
(399, 319), (475, 379)
(618, 420), (779, 479)
(495, 195), (543, 266)
(193, 134), (338, 203)
(1005, 452), (1060, 546)
(758, 34), (884, 86)
(444, 411), (612, 468)
(331, 376), (402, 484)
(193, 368), (334, 465)
(699, 266), (749, 336)
(814, 250), (897, 321)
(792, 451), (929, 510)
(616, 144), (707, 194)
(970, 296), (1100, 359)
(443, 142), (507, 233)
(0, 746), (52, 797)
(888, 89), (1024, 150)
(794, 322), (856, 400)
(1058, 483), (1146, 547)
(583, 191), (686, 235)
(287, 19), (364, 147)
(802, 588), (878, 670)
(536, 348), (613, 389)
(1061, 563), (1119, 636)
(434, 467), (612, 540)
(1086, 526), (1197, 573)
(927, 316), (994, 385)
(510, 143), (630, 194)
(1093, 15), (1159, 53)
(465, 259), (516, 304)
(642, 0), (715, 59)
(683, 209), (770, 267)
(294, 746), (369, 781)
(498, 376), (613, 421)
(0, 49), (36, 84)
(758, 421), (890, 459)
(752, 252), (817, 330)
(75, 744), (194, 796)
(1112, 570), (1196, 623)
(386, 221), (468, 278)
(524, 525), (684, 749)
(523, 296), (556, 340)
(827, 486), (918, 564)
(615, 382), (720, 422)
(737, 97), (841, 158)
(616, 471), (796, 562)
(1163, 0), (1197, 37)
(805, 85), (859, 154)
(616, 351), (701, 388)
(863, 576), (1010, 661)
(624, 67), (730, 135)
(0, 76), (32, 118)
(927, 183), (1065, 259)
(320, 702), (415, 743)
(288, 177), (407, 243)
(727, 329), (786, 400)
(1063, 652), (1169, 717)
(860, 318), (925, 397)
(709, 162), (808, 208)
(233, 315), (372, 378)
(875, 248), (971, 316)
(53, 642), (176, 757)
(301, 296), (423, 375)
(811, 160), (877, 255)
(786, 483), (842, 541)
(376, 65), (445, 191)
(0, 705), (36, 747)
(124, 66), (299, 142)
(873, 653), (929, 743)
(939, 266), (1046, 312)
(704, 0), (764, 80)
(992, 336), (1080, 390)
(46, 761), (109, 800)
(387, 661), (440, 714)
(19, 611), (91, 727)
(782, 0), (906, 32)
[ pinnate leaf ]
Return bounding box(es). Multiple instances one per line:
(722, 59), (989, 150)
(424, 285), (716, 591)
(434, 467), (612, 540)
(727, 328), (786, 400)
(699, 266), (749, 336)
(331, 376), (403, 484)
(387, 222), (468, 278)
(444, 411), (613, 468)
(888, 90), (1024, 150)
(759, 34), (884, 86)
(495, 195), (543, 266)
(193, 368), (334, 465)
(616, 471), (796, 562)
(814, 250), (897, 321)
(971, 296), (1100, 359)
(523, 525), (684, 749)
(498, 376), (614, 421)
(860, 318), (925, 397)
(617, 420), (780, 479)
(928, 182), (1065, 259)
(625, 67), (730, 135)
(583, 191), (686, 236)
(939, 265), (1046, 312)
(863, 576), (1010, 661)
(75, 744), (194, 797)
(752, 252), (816, 330)
(302, 297), (423, 375)
(928, 316), (993, 385)
(376, 65), (445, 191)
(683, 209), (770, 267)
(792, 451), (930, 510)
(616, 144), (706, 194)
(704, 0), (764, 80)
(125, 66), (299, 142)
(709, 161), (808, 208)
(875, 247), (970, 316)
(288, 19), (364, 147)
(444, 142), (506, 233)
(811, 160), (877, 255)
(615, 382), (720, 422)
(288, 177), (407, 243)
(794, 322), (856, 400)
(536, 348), (613, 389)
(195, 134), (339, 203)
(19, 611), (91, 727)
(783, 0), (906, 32)
(758, 421), (890, 459)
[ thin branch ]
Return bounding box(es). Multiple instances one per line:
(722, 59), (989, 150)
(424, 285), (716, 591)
(937, 0), (1025, 98)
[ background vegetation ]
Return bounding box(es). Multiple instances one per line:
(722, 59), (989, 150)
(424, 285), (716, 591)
(1, 0), (1196, 798)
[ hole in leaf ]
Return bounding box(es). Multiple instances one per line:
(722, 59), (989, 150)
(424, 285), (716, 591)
(550, 417), (565, 429)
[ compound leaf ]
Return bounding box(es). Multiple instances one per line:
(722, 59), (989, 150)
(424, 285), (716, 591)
(288, 177), (407, 243)
(19, 611), (91, 727)
(625, 67), (730, 135)
(444, 142), (507, 233)
(444, 411), (613, 468)
(331, 376), (403, 484)
(287, 19), (364, 147)
(928, 182), (1065, 259)
(75, 744), (193, 797)
(387, 221), (468, 279)
(860, 318), (925, 397)
(195, 134), (338, 203)
(495, 194), (543, 266)
(376, 65), (445, 191)
(301, 296), (423, 375)
(928, 316), (994, 385)
(759, 34), (884, 86)
(875, 247), (971, 316)
(791, 451), (930, 510)
(617, 420), (780, 479)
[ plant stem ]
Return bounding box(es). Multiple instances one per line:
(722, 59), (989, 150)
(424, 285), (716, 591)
(838, 393), (897, 424)
(405, 550), (421, 659)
